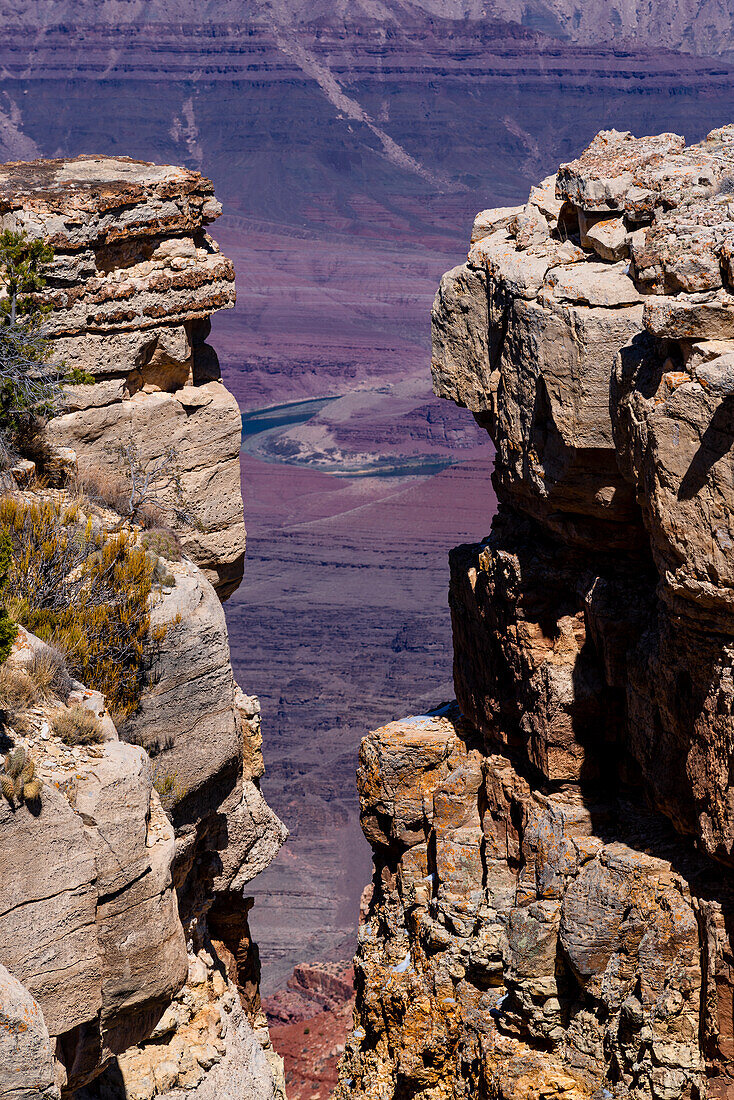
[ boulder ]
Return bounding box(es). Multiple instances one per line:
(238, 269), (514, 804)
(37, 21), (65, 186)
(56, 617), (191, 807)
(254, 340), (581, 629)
(0, 963), (61, 1100)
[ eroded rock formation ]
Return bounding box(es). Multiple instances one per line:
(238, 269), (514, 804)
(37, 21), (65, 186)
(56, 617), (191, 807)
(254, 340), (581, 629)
(0, 627), (187, 1098)
(0, 155), (242, 597)
(0, 159), (286, 1099)
(337, 127), (734, 1099)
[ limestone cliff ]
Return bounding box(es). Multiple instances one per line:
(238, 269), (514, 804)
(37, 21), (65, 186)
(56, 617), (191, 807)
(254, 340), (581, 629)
(337, 127), (734, 1099)
(0, 159), (287, 1099)
(0, 155), (242, 598)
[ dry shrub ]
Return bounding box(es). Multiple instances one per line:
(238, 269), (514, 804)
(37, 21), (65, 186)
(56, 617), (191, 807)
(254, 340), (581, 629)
(0, 665), (40, 711)
(0, 495), (154, 717)
(76, 465), (162, 528)
(26, 645), (72, 700)
(76, 464), (128, 513)
(51, 703), (103, 745)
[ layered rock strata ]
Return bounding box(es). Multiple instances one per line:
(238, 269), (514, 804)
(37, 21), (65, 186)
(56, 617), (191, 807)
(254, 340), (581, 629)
(0, 161), (287, 1098)
(0, 625), (187, 1098)
(0, 155), (242, 597)
(338, 127), (734, 1098)
(0, 551), (285, 1098)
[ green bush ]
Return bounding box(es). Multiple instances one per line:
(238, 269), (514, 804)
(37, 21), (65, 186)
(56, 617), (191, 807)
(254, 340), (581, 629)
(65, 368), (95, 385)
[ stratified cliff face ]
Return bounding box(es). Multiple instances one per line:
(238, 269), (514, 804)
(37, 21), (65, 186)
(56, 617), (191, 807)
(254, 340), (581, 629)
(0, 0), (733, 56)
(0, 159), (286, 1099)
(0, 155), (242, 598)
(337, 127), (734, 1099)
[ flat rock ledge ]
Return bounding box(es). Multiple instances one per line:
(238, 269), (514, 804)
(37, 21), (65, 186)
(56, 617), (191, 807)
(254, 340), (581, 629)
(338, 126), (734, 1100)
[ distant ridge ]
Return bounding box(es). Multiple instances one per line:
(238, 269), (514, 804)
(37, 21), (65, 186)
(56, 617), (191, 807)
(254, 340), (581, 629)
(0, 0), (733, 56)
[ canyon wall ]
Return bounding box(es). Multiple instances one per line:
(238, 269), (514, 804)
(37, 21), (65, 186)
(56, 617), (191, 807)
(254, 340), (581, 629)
(0, 158), (286, 1098)
(337, 127), (734, 1099)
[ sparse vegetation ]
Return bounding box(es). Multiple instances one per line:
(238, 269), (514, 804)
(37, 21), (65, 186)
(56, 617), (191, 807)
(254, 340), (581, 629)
(127, 730), (175, 758)
(0, 664), (40, 712)
(0, 649), (71, 739)
(51, 703), (104, 746)
(152, 764), (187, 808)
(76, 449), (196, 534)
(0, 495), (154, 717)
(76, 464), (160, 527)
(111, 439), (199, 530)
(141, 527), (183, 562)
(26, 645), (72, 700)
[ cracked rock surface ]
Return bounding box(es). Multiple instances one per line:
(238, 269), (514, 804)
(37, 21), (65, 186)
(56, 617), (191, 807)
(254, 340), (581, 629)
(0, 154), (242, 597)
(337, 126), (734, 1099)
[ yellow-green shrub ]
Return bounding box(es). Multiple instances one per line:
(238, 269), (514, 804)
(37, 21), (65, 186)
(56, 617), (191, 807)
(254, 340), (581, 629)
(0, 496), (153, 717)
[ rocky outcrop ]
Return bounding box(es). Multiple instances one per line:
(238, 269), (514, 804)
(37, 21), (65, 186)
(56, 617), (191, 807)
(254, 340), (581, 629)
(0, 525), (286, 1100)
(0, 155), (242, 597)
(0, 160), (286, 1099)
(0, 552), (286, 1098)
(76, 947), (285, 1100)
(0, 627), (188, 1096)
(338, 127), (734, 1099)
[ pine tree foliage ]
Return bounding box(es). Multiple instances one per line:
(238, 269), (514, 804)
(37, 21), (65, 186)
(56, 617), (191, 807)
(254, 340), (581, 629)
(0, 230), (61, 455)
